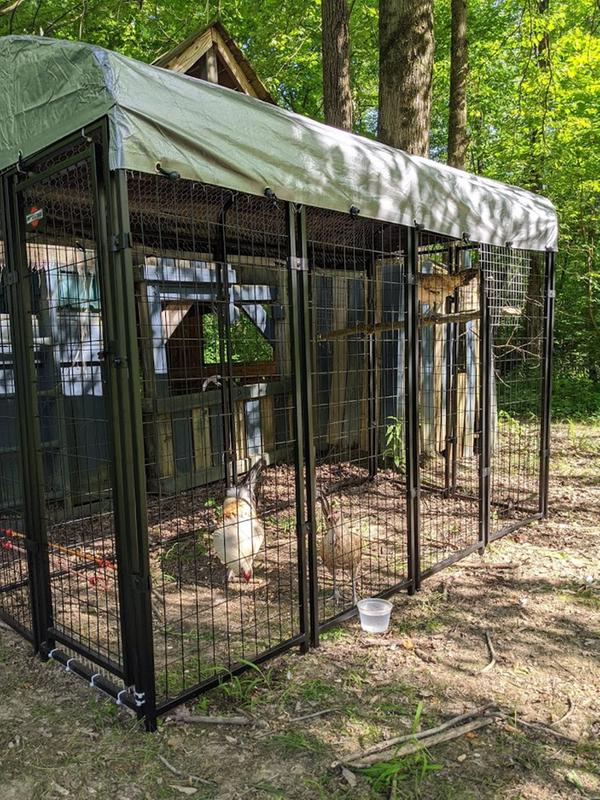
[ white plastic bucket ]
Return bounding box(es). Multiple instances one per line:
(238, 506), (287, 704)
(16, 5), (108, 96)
(357, 598), (393, 633)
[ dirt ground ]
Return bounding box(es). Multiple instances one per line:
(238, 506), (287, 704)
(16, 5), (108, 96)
(1, 422), (599, 800)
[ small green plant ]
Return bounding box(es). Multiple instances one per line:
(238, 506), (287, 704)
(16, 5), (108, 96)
(384, 416), (405, 471)
(204, 497), (221, 512)
(497, 408), (523, 435)
(360, 703), (442, 796)
(218, 660), (273, 708)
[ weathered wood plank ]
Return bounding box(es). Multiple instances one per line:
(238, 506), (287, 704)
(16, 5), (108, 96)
(261, 395), (275, 453)
(157, 414), (175, 479)
(327, 275), (348, 446)
(192, 405), (212, 472)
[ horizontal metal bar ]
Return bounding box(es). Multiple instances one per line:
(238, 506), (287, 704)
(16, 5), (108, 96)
(16, 147), (95, 191)
(47, 628), (125, 680)
(46, 648), (134, 710)
(141, 379), (291, 414)
(419, 540), (485, 580)
(155, 633), (306, 717)
(488, 514), (542, 543)
(0, 608), (34, 642)
(0, 574), (30, 594)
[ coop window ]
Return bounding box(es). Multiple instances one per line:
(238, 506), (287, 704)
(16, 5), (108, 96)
(57, 269), (101, 311)
(202, 310), (273, 365)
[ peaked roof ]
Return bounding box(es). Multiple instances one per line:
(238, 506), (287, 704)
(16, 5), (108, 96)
(0, 37), (557, 251)
(152, 20), (276, 104)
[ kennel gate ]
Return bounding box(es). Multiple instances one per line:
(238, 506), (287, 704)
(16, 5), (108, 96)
(0, 125), (556, 730)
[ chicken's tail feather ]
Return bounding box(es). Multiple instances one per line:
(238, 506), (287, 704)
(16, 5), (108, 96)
(239, 457), (266, 499)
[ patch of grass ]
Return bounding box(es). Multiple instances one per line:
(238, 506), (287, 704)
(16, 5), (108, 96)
(359, 704), (442, 797)
(320, 625), (348, 642)
(217, 660), (274, 709)
(269, 513), (296, 534)
(269, 730), (330, 756)
(558, 584), (600, 610)
(296, 677), (336, 703)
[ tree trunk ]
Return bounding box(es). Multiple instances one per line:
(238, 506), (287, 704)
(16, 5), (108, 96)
(448, 0), (468, 168)
(378, 0), (434, 156)
(322, 0), (353, 131)
(525, 0), (550, 357)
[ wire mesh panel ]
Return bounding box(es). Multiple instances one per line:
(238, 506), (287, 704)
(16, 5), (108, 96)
(14, 141), (124, 677)
(481, 245), (544, 537)
(417, 232), (483, 573)
(127, 173), (305, 707)
(0, 185), (33, 638)
(306, 209), (410, 625)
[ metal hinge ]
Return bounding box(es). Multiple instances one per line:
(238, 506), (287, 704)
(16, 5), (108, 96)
(5, 272), (19, 286)
(482, 467), (491, 478)
(548, 289), (556, 299)
(111, 232), (132, 253)
(289, 257), (308, 272)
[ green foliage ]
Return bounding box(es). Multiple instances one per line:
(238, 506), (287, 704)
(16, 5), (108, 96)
(384, 416), (405, 471)
(2, 0), (598, 404)
(202, 311), (273, 365)
(360, 704), (443, 796)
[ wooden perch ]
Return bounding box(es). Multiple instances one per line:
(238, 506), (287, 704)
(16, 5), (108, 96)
(317, 309), (481, 341)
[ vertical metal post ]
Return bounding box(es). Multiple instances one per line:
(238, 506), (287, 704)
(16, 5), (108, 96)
(366, 241), (378, 478)
(450, 248), (460, 493)
(479, 251), (491, 548)
(99, 162), (157, 730)
(2, 173), (54, 655)
(404, 226), (421, 593)
(539, 249), (556, 518)
(286, 203), (310, 652)
(288, 203), (319, 647)
(215, 199), (237, 487)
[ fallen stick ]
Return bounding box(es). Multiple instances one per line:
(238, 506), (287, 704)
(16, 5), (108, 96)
(170, 708), (254, 726)
(287, 708), (337, 723)
(480, 630), (497, 673)
(500, 715), (578, 744)
(157, 754), (214, 786)
(555, 696), (575, 725)
(345, 717), (497, 768)
(461, 562), (516, 570)
(335, 705), (496, 767)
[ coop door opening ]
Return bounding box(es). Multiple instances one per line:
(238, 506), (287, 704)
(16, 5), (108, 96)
(417, 238), (483, 573)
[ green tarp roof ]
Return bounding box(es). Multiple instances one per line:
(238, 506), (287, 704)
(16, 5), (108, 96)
(0, 35), (558, 251)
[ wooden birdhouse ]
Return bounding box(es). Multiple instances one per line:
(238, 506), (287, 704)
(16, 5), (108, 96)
(153, 19), (276, 104)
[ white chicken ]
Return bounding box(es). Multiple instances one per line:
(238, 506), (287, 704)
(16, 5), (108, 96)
(213, 458), (266, 583)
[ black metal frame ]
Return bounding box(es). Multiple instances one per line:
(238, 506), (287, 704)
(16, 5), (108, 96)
(0, 121), (557, 730)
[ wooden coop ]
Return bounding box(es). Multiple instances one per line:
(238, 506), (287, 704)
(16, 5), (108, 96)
(0, 36), (557, 730)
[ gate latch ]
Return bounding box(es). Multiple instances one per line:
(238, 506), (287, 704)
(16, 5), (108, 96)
(111, 232), (132, 253)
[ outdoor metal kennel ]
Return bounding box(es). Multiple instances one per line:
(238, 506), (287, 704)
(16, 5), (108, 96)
(0, 37), (557, 730)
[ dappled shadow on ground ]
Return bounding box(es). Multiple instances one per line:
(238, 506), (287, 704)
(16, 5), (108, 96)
(0, 422), (598, 799)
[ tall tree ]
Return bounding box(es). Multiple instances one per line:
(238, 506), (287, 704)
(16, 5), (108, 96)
(378, 0), (434, 156)
(525, 0), (551, 356)
(447, 0), (468, 168)
(321, 0), (353, 131)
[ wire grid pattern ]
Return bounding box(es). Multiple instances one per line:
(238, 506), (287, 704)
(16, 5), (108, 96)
(18, 148), (124, 674)
(0, 197), (32, 636)
(417, 232), (482, 571)
(306, 210), (409, 622)
(128, 173), (301, 703)
(481, 245), (543, 534)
